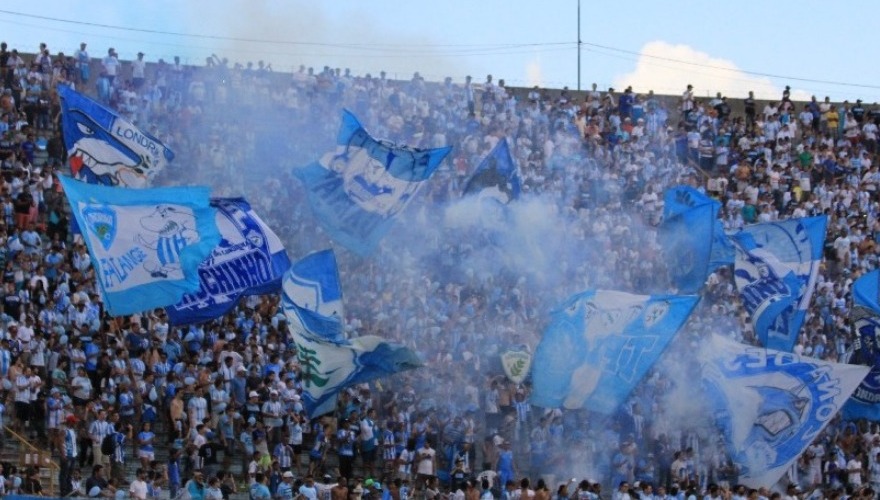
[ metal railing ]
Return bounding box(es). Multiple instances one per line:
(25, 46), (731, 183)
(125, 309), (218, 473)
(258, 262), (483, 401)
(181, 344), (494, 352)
(3, 425), (60, 495)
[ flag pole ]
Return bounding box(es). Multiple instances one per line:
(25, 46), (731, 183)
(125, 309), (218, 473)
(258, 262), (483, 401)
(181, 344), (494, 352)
(577, 0), (581, 91)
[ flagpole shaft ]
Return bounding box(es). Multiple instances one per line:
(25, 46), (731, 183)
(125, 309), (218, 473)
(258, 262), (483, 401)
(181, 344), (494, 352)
(577, 0), (581, 92)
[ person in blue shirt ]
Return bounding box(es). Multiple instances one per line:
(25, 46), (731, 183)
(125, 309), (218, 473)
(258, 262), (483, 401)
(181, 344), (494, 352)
(276, 471), (295, 500)
(185, 471), (206, 500)
(137, 422), (156, 469)
(250, 472), (271, 500)
(496, 441), (515, 491)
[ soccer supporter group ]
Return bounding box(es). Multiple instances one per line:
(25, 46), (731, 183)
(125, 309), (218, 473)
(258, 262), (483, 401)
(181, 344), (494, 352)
(1, 37), (880, 500)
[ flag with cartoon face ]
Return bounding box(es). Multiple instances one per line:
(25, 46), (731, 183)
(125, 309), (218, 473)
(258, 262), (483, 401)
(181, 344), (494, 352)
(731, 216), (827, 352)
(294, 110), (451, 256)
(530, 290), (698, 414)
(58, 85), (174, 187)
(59, 176), (219, 316)
(700, 333), (868, 487)
(281, 250), (421, 417)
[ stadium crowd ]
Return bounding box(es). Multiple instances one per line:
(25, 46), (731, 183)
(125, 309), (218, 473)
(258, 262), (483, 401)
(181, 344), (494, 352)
(0, 39), (879, 500)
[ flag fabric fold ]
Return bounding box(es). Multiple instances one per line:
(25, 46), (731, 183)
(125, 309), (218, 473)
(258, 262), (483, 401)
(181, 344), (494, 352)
(59, 176), (220, 316)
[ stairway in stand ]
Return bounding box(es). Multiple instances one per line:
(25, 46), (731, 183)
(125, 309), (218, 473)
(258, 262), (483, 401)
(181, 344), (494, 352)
(0, 426), (61, 496)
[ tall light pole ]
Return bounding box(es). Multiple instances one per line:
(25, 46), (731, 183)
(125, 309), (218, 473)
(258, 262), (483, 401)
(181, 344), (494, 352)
(577, 0), (581, 91)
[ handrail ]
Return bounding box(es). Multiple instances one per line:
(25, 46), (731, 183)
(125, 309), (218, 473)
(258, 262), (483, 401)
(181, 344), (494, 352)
(3, 425), (61, 470)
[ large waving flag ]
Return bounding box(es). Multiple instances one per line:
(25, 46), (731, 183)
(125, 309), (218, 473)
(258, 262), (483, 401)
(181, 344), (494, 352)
(700, 334), (868, 487)
(530, 290), (698, 414)
(659, 186), (718, 293)
(281, 250), (422, 417)
(731, 216), (827, 352)
(842, 270), (880, 419)
(463, 138), (521, 203)
(165, 198), (291, 325)
(294, 110), (451, 256)
(58, 85), (174, 187)
(59, 176), (220, 316)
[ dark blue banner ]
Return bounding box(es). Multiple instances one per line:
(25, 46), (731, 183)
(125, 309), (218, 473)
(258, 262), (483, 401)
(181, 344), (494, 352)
(166, 198), (291, 325)
(843, 270), (880, 419)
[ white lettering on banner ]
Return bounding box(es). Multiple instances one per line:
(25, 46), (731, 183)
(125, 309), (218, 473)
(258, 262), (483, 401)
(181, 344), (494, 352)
(175, 251), (274, 308)
(100, 247), (148, 289)
(114, 125), (160, 157)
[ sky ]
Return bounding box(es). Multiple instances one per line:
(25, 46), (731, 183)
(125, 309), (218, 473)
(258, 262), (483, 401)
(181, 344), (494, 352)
(3, 1), (880, 102)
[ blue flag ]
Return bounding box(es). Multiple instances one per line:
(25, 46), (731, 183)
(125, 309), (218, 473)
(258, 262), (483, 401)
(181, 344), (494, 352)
(731, 216), (827, 352)
(294, 110), (452, 256)
(58, 85), (174, 187)
(700, 333), (868, 487)
(531, 290), (698, 414)
(281, 250), (421, 417)
(842, 270), (880, 419)
(710, 222), (736, 271)
(659, 186), (720, 293)
(59, 176), (220, 316)
(165, 198), (291, 325)
(463, 138), (521, 203)
(282, 249), (344, 343)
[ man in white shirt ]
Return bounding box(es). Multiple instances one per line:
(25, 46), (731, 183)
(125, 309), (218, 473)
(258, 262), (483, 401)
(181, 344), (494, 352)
(129, 468), (148, 500)
(847, 453), (864, 487)
(102, 48), (119, 86)
(131, 52), (146, 89)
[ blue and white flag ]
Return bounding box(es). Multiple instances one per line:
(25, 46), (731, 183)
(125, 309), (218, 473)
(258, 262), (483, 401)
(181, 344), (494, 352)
(58, 85), (174, 187)
(731, 216), (827, 352)
(282, 249), (344, 343)
(165, 198), (291, 325)
(59, 176), (220, 316)
(281, 250), (421, 417)
(842, 270), (880, 419)
(463, 138), (521, 203)
(700, 333), (868, 487)
(530, 290), (698, 414)
(659, 186), (720, 293)
(294, 110), (452, 256)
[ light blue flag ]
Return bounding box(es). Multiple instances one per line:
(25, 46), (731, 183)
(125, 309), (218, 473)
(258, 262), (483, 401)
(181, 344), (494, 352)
(842, 270), (880, 419)
(731, 216), (827, 352)
(59, 176), (220, 316)
(281, 250), (422, 417)
(530, 290), (698, 414)
(282, 249), (344, 343)
(659, 186), (719, 293)
(463, 138), (522, 203)
(165, 198), (291, 325)
(58, 85), (174, 187)
(294, 110), (452, 256)
(700, 333), (868, 487)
